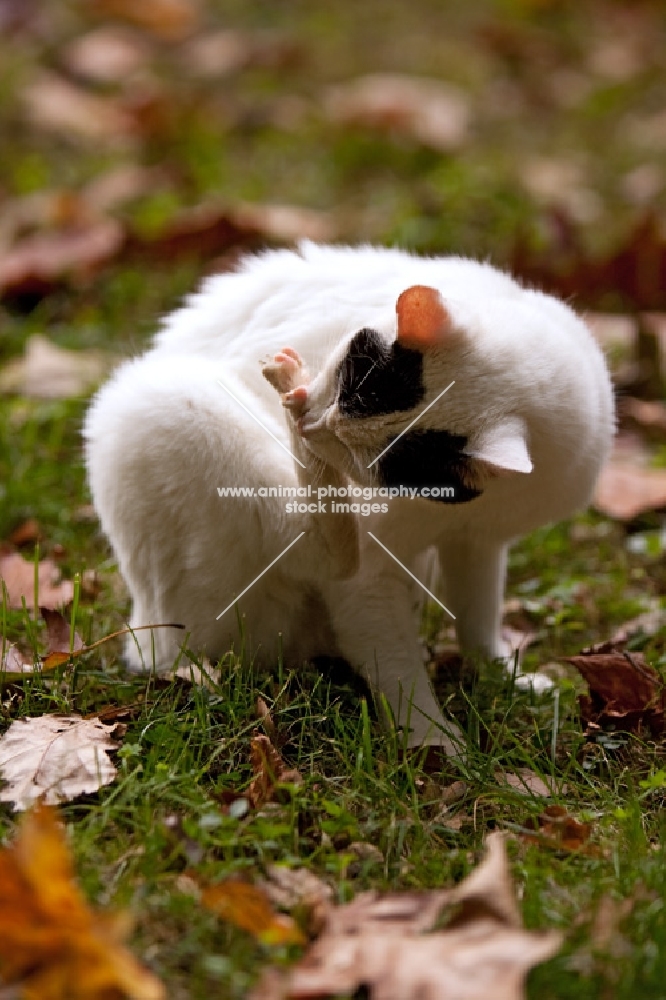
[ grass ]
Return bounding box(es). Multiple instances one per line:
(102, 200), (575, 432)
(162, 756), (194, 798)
(2, 0), (666, 996)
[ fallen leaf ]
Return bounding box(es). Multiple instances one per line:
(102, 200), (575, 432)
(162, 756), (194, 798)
(0, 715), (121, 810)
(92, 0), (200, 41)
(127, 201), (260, 261)
(41, 608), (85, 660)
(594, 451), (666, 521)
(0, 336), (110, 398)
(0, 219), (124, 301)
(584, 313), (637, 354)
(22, 71), (136, 145)
(251, 833), (561, 1000)
(619, 396), (666, 438)
(589, 893), (638, 951)
(256, 695), (276, 739)
(63, 26), (153, 84)
(324, 74), (470, 151)
(520, 157), (601, 224)
(172, 659), (221, 688)
(521, 804), (595, 854)
(260, 865), (333, 936)
(82, 164), (163, 215)
(40, 622), (185, 671)
(513, 211), (666, 312)
(231, 202), (337, 243)
(1, 642), (34, 674)
(248, 733), (302, 810)
(200, 879), (305, 946)
(181, 29), (301, 77)
(0, 550), (73, 610)
(180, 28), (252, 76)
(497, 769), (562, 798)
(0, 804), (165, 998)
(440, 779), (469, 805)
(7, 518), (40, 547)
(566, 648), (666, 737)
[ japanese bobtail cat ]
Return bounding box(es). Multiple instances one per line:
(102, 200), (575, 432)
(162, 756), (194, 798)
(84, 243), (615, 755)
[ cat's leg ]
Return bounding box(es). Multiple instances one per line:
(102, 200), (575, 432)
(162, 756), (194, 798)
(262, 348), (359, 579)
(326, 565), (465, 755)
(85, 353), (327, 672)
(437, 534), (553, 692)
(436, 534), (508, 658)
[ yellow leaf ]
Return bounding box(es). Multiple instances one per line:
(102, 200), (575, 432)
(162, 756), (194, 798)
(0, 804), (165, 999)
(201, 879), (305, 946)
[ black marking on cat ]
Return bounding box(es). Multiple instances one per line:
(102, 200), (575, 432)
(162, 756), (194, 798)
(377, 429), (482, 504)
(337, 328), (425, 417)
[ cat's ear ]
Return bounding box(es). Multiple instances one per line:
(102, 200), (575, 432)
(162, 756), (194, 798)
(396, 285), (453, 350)
(465, 416), (533, 476)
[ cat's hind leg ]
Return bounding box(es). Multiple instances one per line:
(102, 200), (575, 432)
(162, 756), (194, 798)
(84, 353), (310, 672)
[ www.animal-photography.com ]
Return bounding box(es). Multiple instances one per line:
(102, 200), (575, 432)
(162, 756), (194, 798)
(1, 1), (666, 997)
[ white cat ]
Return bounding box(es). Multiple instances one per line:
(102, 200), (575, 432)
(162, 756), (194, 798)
(84, 243), (615, 755)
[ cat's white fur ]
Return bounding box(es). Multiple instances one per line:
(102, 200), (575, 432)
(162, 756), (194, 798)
(84, 242), (615, 754)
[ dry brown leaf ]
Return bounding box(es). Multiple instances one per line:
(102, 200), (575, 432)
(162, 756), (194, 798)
(324, 74), (471, 151)
(251, 833), (561, 1000)
(585, 313), (637, 354)
(260, 865), (333, 936)
(513, 211), (666, 313)
(1, 642), (34, 674)
(127, 201), (260, 261)
(231, 202), (337, 243)
(0, 715), (121, 810)
(520, 157), (601, 225)
(200, 879), (305, 946)
(0, 219), (124, 300)
(172, 659), (221, 688)
(7, 518), (41, 547)
(521, 805), (596, 855)
(180, 28), (252, 76)
(497, 769), (561, 798)
(594, 457), (666, 520)
(440, 779), (469, 805)
(0, 804), (165, 998)
(256, 695), (276, 739)
(0, 550), (73, 610)
(567, 648), (666, 737)
(93, 0), (200, 40)
(41, 608), (85, 660)
(23, 72), (136, 144)
(181, 29), (300, 77)
(63, 26), (152, 84)
(0, 336), (109, 398)
(82, 164), (162, 215)
(619, 396), (666, 438)
(248, 734), (302, 809)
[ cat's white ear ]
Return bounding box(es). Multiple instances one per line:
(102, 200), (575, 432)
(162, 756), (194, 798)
(396, 285), (453, 350)
(465, 416), (533, 476)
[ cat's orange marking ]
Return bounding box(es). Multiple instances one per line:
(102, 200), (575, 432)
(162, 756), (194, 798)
(396, 285), (451, 350)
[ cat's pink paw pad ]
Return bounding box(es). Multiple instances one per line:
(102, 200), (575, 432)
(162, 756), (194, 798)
(282, 385), (309, 415)
(261, 347), (309, 395)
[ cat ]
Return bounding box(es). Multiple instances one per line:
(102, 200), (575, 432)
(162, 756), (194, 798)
(84, 242), (615, 755)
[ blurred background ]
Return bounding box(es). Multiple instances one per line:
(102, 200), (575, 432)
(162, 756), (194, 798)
(0, 0), (665, 335)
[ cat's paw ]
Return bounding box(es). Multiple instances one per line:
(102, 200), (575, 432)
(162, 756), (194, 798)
(262, 347), (309, 393)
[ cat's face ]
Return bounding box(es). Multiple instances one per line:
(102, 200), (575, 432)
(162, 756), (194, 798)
(296, 285), (532, 504)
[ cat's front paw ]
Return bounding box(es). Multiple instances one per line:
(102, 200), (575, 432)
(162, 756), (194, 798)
(262, 347), (309, 395)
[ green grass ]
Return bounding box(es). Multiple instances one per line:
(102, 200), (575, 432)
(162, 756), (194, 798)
(2, 0), (666, 996)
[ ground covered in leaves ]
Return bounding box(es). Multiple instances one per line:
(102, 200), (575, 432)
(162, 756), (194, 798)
(2, 0), (666, 997)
